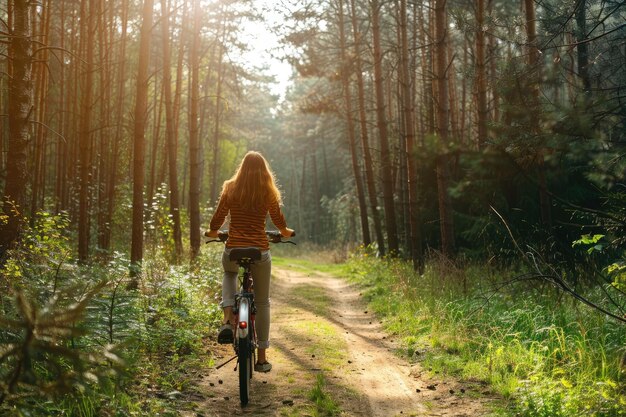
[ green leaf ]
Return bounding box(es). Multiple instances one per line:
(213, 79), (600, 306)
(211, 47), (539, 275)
(572, 234), (605, 249)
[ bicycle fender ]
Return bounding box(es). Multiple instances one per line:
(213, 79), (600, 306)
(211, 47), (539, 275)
(237, 298), (250, 339)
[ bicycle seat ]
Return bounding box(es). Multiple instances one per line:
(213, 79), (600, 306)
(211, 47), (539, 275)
(229, 247), (262, 262)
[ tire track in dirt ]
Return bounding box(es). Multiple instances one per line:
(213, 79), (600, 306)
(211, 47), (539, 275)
(187, 264), (493, 417)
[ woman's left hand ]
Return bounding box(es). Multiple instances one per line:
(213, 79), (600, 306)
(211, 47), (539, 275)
(280, 227), (295, 238)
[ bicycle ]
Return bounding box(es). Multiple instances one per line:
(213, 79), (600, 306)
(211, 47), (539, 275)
(206, 230), (295, 406)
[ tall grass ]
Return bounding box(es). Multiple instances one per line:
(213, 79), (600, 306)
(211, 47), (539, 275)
(344, 248), (626, 416)
(308, 373), (341, 417)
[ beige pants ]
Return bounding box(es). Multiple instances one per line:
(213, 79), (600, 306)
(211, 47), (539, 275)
(221, 249), (272, 349)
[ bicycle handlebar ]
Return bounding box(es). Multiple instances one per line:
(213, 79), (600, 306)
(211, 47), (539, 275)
(204, 230), (296, 245)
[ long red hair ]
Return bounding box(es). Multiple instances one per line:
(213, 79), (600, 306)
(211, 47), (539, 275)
(221, 151), (282, 210)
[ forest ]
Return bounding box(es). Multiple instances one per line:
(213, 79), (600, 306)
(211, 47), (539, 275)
(0, 0), (625, 415)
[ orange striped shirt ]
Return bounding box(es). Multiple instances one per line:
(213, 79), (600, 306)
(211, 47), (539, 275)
(209, 194), (287, 251)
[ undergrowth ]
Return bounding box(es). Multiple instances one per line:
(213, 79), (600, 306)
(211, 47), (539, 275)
(0, 212), (224, 416)
(344, 247), (626, 417)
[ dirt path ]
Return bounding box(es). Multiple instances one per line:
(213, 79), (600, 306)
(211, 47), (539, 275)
(186, 265), (493, 417)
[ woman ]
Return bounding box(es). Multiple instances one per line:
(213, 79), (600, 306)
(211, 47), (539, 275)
(206, 151), (294, 373)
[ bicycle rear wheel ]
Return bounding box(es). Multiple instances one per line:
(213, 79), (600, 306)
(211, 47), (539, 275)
(238, 334), (252, 405)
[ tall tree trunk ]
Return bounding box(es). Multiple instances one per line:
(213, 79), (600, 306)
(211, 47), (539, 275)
(371, 0), (399, 255)
(100, 0), (129, 251)
(310, 139), (322, 243)
(54, 0), (65, 213)
(209, 16), (228, 205)
(459, 37), (469, 144)
(131, 0), (154, 271)
(188, 4), (202, 259)
(488, 30), (500, 125)
(575, 0), (590, 93)
(160, 0), (183, 259)
(97, 0), (112, 251)
(173, 1), (186, 136)
(291, 153), (304, 235)
(147, 82), (163, 207)
(434, 0), (455, 256)
(349, 0), (385, 255)
(30, 0), (51, 224)
(1, 0), (33, 254)
(0, 4), (7, 181)
(57, 0), (74, 213)
(338, 0), (370, 246)
(396, 54), (410, 253)
(172, 1), (187, 210)
(78, 0), (96, 262)
(399, 0), (423, 271)
(421, 3), (435, 146)
(524, 0), (551, 226)
(447, 33), (460, 146)
(69, 7), (81, 219)
(476, 0), (488, 148)
(300, 154), (308, 235)
(395, 1), (409, 255)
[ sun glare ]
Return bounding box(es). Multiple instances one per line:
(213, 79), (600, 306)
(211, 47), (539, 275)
(237, 0), (293, 100)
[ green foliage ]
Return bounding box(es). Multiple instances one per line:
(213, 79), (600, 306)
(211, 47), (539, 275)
(606, 261), (626, 291)
(344, 250), (626, 417)
(573, 234), (606, 254)
(146, 183), (176, 252)
(2, 211), (72, 297)
(0, 213), (125, 414)
(0, 212), (225, 416)
(0, 286), (124, 409)
(320, 185), (360, 245)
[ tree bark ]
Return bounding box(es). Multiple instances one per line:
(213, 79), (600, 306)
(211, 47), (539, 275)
(575, 0), (591, 93)
(188, 3), (202, 259)
(209, 15), (228, 205)
(476, 0), (489, 148)
(423, 3), (435, 145)
(524, 0), (551, 226)
(78, 0), (96, 262)
(447, 32), (460, 146)
(310, 137), (322, 243)
(0, 0), (33, 254)
(398, 0), (423, 271)
(434, 0), (455, 256)
(160, 0), (183, 259)
(147, 82), (163, 209)
(99, 0), (129, 251)
(96, 0), (107, 249)
(97, 0), (112, 252)
(300, 154), (307, 234)
(30, 0), (51, 224)
(371, 0), (399, 255)
(349, 0), (386, 255)
(131, 0), (154, 271)
(338, 0), (370, 246)
(488, 30), (500, 125)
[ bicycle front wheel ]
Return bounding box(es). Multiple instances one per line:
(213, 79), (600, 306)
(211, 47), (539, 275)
(238, 334), (252, 405)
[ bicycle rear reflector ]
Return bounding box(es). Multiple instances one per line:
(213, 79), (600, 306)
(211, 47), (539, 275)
(239, 321), (248, 329)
